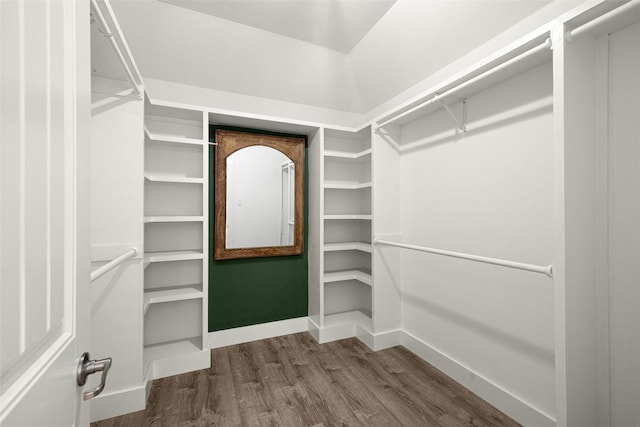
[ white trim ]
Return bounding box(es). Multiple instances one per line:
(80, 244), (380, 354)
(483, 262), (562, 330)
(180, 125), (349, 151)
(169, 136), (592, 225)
(208, 317), (308, 349)
(0, 333), (73, 422)
(89, 384), (146, 423)
(371, 329), (403, 351)
(401, 330), (556, 427)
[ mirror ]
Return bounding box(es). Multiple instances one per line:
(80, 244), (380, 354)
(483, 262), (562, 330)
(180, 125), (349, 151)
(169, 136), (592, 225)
(214, 129), (305, 260)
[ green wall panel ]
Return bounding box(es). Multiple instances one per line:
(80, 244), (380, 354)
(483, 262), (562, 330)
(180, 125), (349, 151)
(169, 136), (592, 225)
(208, 126), (308, 332)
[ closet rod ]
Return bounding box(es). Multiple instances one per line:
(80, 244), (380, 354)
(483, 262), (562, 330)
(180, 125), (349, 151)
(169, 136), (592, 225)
(90, 0), (142, 97)
(567, 0), (640, 41)
(90, 248), (138, 282)
(376, 38), (552, 129)
(374, 238), (553, 278)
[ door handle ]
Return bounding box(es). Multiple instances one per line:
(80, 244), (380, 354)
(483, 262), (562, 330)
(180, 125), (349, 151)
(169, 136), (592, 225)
(77, 352), (112, 401)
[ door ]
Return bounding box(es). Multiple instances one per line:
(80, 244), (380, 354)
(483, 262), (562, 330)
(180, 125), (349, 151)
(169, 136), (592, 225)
(0, 0), (92, 425)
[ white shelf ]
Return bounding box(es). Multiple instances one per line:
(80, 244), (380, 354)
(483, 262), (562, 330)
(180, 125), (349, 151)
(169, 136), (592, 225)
(324, 181), (372, 190)
(324, 309), (372, 331)
(143, 336), (209, 381)
(144, 216), (204, 223)
(324, 148), (372, 159)
(144, 336), (201, 361)
(144, 126), (204, 146)
(324, 269), (373, 286)
(144, 174), (204, 184)
(324, 242), (372, 253)
(144, 250), (203, 266)
(324, 214), (372, 220)
(143, 284), (203, 316)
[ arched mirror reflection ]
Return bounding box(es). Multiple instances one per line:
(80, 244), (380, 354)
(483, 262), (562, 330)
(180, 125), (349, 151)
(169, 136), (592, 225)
(225, 146), (295, 249)
(214, 129), (305, 260)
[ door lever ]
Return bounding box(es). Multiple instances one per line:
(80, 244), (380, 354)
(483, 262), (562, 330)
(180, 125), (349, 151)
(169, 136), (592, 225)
(77, 352), (112, 401)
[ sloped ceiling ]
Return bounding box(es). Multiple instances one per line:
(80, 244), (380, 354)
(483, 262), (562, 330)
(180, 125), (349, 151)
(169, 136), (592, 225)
(158, 0), (397, 53)
(110, 0), (578, 114)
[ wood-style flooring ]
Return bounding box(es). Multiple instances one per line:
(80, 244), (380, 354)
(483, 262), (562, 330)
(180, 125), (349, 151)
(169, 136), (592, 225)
(93, 333), (520, 426)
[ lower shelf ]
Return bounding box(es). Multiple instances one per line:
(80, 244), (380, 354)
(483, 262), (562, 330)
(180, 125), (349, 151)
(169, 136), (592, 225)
(143, 336), (210, 381)
(324, 309), (372, 331)
(324, 269), (373, 286)
(144, 250), (204, 268)
(143, 284), (203, 316)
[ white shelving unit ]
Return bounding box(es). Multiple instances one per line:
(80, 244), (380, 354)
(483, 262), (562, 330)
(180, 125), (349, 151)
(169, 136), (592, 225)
(320, 127), (373, 338)
(143, 97), (210, 381)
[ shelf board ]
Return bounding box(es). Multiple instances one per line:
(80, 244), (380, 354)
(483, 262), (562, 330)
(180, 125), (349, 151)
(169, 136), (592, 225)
(143, 336), (209, 381)
(144, 126), (204, 146)
(144, 216), (204, 223)
(144, 174), (204, 184)
(143, 336), (201, 366)
(324, 309), (372, 331)
(324, 148), (371, 159)
(324, 242), (372, 253)
(324, 269), (373, 286)
(144, 250), (203, 265)
(143, 284), (203, 315)
(324, 181), (372, 190)
(324, 214), (372, 220)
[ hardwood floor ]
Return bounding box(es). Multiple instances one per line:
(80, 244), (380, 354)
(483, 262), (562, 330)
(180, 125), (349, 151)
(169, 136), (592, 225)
(93, 333), (520, 426)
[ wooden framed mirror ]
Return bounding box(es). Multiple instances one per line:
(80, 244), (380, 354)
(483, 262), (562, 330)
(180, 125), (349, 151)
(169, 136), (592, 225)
(214, 129), (305, 260)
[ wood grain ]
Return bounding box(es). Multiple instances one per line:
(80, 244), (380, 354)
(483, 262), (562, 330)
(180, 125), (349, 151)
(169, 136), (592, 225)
(93, 333), (521, 427)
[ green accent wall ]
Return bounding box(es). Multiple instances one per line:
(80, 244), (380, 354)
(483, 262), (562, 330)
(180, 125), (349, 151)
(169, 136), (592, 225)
(208, 126), (308, 332)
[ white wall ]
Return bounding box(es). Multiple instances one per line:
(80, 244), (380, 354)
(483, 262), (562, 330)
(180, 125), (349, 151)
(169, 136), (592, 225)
(397, 63), (555, 420)
(607, 21), (640, 427)
(226, 146), (289, 248)
(110, 0), (362, 113)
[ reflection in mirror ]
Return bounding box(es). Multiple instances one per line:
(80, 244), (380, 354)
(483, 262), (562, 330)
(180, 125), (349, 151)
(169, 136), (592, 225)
(226, 146), (295, 249)
(214, 129), (305, 260)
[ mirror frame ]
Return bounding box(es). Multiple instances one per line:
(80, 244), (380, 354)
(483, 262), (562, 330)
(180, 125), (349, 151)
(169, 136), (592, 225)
(214, 129), (305, 260)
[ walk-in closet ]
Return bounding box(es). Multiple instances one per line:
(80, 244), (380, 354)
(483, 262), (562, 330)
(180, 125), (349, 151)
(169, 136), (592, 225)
(1, 0), (638, 426)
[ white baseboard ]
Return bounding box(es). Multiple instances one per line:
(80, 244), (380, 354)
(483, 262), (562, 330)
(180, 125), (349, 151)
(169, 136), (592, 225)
(209, 317), (308, 349)
(401, 330), (555, 427)
(371, 329), (403, 351)
(89, 384), (146, 422)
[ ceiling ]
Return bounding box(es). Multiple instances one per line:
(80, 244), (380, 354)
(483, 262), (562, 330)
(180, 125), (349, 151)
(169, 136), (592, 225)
(158, 0), (397, 53)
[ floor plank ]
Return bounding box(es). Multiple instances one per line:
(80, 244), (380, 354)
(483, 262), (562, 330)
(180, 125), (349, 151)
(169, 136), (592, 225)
(93, 333), (521, 427)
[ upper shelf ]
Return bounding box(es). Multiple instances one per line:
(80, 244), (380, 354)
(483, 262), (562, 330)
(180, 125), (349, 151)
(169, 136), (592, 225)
(324, 242), (372, 253)
(324, 148), (372, 159)
(145, 126), (204, 146)
(144, 174), (204, 184)
(324, 181), (372, 190)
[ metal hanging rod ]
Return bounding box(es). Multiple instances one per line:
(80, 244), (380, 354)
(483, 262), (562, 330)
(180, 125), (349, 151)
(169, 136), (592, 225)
(567, 0), (640, 41)
(90, 248), (138, 282)
(374, 238), (553, 278)
(90, 0), (143, 97)
(376, 38), (552, 129)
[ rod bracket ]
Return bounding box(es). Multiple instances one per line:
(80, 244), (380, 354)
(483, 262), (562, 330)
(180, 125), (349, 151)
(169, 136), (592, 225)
(435, 97), (467, 134)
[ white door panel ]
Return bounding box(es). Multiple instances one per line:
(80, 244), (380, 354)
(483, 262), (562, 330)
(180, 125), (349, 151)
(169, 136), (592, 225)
(0, 0), (91, 425)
